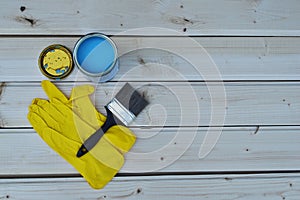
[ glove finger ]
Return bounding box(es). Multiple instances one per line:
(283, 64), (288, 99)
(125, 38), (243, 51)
(40, 126), (81, 153)
(28, 104), (60, 132)
(41, 80), (68, 103)
(71, 96), (104, 129)
(105, 125), (136, 153)
(50, 98), (73, 116)
(51, 98), (97, 141)
(69, 85), (106, 128)
(27, 111), (49, 134)
(30, 98), (46, 106)
(37, 99), (65, 118)
(69, 85), (95, 101)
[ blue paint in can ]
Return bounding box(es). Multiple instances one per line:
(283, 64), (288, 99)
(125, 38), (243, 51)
(74, 33), (119, 82)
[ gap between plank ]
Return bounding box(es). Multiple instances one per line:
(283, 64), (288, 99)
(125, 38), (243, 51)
(2, 170), (300, 180)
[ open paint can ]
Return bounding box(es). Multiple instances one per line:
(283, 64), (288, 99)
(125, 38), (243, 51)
(73, 33), (119, 82)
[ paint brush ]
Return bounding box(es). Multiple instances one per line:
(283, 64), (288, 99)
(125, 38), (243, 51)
(76, 83), (149, 157)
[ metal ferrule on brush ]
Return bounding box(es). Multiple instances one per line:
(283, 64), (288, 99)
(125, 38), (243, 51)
(106, 98), (136, 126)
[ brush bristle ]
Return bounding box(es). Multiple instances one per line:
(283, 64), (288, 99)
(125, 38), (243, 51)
(115, 83), (149, 116)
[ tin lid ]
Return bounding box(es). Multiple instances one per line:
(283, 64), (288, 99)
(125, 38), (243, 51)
(38, 44), (73, 79)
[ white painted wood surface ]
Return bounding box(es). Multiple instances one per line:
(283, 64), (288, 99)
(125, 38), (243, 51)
(0, 82), (299, 127)
(0, 37), (300, 81)
(0, 0), (300, 36)
(1, 127), (300, 175)
(1, 174), (300, 200)
(1, 0), (300, 199)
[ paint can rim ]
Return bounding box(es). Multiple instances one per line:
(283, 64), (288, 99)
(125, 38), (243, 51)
(73, 33), (118, 79)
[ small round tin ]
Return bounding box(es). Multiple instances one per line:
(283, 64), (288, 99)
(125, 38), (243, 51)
(38, 44), (73, 79)
(73, 33), (119, 82)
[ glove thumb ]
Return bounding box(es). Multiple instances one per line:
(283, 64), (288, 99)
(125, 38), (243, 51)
(41, 80), (68, 102)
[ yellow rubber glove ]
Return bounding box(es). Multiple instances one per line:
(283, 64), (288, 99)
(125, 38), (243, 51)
(40, 80), (136, 153)
(27, 81), (136, 189)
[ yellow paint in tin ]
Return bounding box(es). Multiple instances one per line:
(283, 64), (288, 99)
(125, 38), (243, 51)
(38, 44), (73, 79)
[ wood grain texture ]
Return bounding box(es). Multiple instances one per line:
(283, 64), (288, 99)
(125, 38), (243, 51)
(1, 127), (300, 175)
(0, 36), (300, 81)
(0, 82), (299, 127)
(1, 0), (300, 196)
(0, 0), (300, 36)
(1, 174), (300, 200)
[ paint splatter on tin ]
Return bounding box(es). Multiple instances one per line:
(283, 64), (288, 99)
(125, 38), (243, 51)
(38, 44), (73, 79)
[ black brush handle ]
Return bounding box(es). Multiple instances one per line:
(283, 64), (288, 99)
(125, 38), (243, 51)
(76, 107), (117, 157)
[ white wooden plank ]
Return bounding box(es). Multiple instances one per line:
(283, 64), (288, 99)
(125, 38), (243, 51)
(1, 174), (300, 199)
(1, 37), (300, 81)
(1, 127), (300, 175)
(0, 82), (299, 127)
(1, 0), (300, 36)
